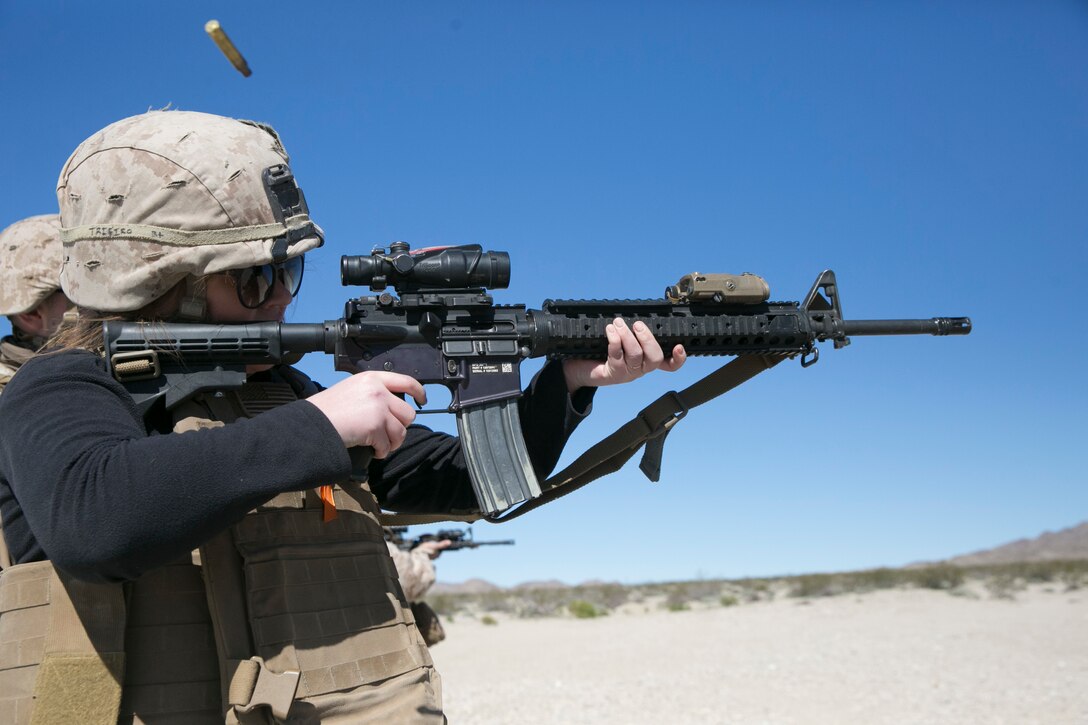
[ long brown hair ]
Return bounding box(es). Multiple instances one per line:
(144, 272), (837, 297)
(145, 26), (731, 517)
(44, 278), (207, 354)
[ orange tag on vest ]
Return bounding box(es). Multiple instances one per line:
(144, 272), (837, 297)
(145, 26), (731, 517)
(319, 485), (338, 522)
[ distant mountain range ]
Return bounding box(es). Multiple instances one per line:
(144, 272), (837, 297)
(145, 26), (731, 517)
(939, 521), (1088, 566)
(430, 578), (502, 595)
(430, 577), (583, 595)
(431, 521), (1088, 593)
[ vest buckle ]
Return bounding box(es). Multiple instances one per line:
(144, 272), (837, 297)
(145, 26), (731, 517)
(230, 656), (300, 723)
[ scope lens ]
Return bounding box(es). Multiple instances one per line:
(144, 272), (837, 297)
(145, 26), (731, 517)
(461, 250), (510, 289)
(341, 255), (379, 286)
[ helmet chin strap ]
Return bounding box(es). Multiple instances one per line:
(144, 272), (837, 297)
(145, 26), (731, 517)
(11, 325), (48, 351)
(177, 277), (207, 321)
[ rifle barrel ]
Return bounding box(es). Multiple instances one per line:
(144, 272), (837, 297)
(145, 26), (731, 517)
(841, 317), (971, 337)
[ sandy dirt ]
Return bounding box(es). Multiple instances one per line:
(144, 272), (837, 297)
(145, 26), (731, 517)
(428, 586), (1088, 724)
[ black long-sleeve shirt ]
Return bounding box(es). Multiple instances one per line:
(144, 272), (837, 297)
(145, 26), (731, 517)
(0, 350), (592, 582)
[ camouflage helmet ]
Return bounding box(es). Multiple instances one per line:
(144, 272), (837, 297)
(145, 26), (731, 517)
(0, 214), (64, 316)
(57, 110), (323, 312)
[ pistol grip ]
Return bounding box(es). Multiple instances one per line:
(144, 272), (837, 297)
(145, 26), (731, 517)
(348, 446), (374, 482)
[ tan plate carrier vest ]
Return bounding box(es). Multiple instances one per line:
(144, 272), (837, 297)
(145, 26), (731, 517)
(0, 373), (442, 724)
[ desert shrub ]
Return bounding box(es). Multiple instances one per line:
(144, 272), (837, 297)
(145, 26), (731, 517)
(967, 560), (1088, 592)
(568, 600), (602, 618)
(737, 578), (773, 602)
(1004, 562), (1051, 583)
(565, 587), (588, 608)
(424, 559), (1088, 622)
(594, 583), (632, 609)
(909, 564), (964, 590)
(665, 583), (686, 602)
(789, 573), (837, 598)
(663, 585), (692, 611)
(847, 567), (901, 592)
(639, 583), (665, 599)
(475, 590), (516, 614)
(985, 573), (1020, 600)
(480, 615), (498, 626)
(427, 594), (460, 617)
(1018, 560), (1088, 590)
(516, 587), (570, 618)
(1059, 565), (1088, 591)
(684, 579), (728, 601)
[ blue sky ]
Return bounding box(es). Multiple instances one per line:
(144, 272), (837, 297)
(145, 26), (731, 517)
(2, 2), (1085, 586)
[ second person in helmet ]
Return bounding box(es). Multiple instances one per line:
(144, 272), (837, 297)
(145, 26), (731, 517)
(0, 214), (70, 393)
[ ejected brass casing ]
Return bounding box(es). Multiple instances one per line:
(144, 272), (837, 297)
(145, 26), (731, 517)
(205, 20), (252, 77)
(666, 272), (770, 304)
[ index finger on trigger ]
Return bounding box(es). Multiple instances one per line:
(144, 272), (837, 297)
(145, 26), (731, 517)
(375, 372), (428, 407)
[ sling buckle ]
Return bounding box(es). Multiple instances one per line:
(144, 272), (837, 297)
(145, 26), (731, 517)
(230, 656), (300, 723)
(638, 390), (688, 439)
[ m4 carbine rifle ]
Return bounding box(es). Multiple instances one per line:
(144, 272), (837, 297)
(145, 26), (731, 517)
(103, 242), (971, 520)
(387, 526), (515, 552)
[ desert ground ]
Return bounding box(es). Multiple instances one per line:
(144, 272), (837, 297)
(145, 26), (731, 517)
(429, 584), (1088, 724)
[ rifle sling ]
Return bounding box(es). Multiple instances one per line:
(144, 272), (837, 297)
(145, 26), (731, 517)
(378, 353), (787, 526)
(485, 353), (788, 523)
(378, 511), (481, 526)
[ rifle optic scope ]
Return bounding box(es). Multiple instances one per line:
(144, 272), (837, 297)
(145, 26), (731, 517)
(341, 242), (511, 291)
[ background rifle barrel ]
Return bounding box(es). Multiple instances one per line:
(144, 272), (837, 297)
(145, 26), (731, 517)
(841, 318), (971, 336)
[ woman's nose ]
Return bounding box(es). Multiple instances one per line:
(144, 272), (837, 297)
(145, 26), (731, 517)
(264, 273), (294, 307)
